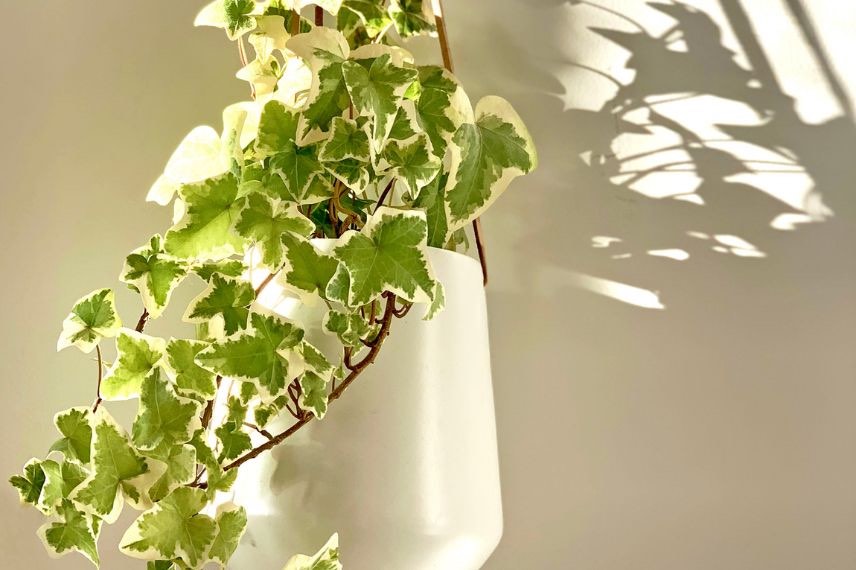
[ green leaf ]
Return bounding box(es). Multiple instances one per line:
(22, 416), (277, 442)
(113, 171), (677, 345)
(319, 116), (370, 161)
(72, 410), (150, 523)
(57, 289), (122, 354)
(255, 99), (301, 160)
(49, 407), (93, 464)
(196, 0), (259, 40)
(444, 96), (538, 231)
(322, 309), (375, 348)
(236, 193), (314, 269)
(342, 52), (418, 150)
(423, 280), (445, 320)
(197, 312), (304, 397)
(414, 65), (464, 155)
(164, 339), (218, 400)
(39, 459), (88, 514)
(215, 422), (252, 462)
(207, 504), (247, 565)
(340, 0), (392, 38)
(412, 169), (449, 247)
(333, 207), (436, 305)
(379, 135), (441, 197)
(298, 371), (330, 419)
(280, 233), (339, 298)
(325, 158), (371, 194)
(184, 275), (256, 337)
(389, 0), (435, 37)
(144, 444), (197, 503)
(120, 487), (217, 568)
(101, 330), (166, 401)
(10, 459), (47, 507)
(164, 173), (247, 261)
(283, 533), (341, 570)
(324, 263), (352, 305)
(132, 372), (203, 451)
(287, 28), (351, 142)
(121, 235), (189, 319)
(38, 500), (101, 567)
(194, 259), (246, 281)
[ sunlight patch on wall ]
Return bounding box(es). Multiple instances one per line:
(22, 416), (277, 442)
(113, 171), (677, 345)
(647, 249), (690, 261)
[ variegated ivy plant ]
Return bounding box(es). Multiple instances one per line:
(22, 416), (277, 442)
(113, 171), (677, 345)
(9, 0), (537, 568)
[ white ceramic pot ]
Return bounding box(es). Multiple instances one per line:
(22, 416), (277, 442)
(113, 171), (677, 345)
(227, 246), (503, 569)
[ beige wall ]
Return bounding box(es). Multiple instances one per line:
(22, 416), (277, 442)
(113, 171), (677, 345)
(2, 1), (855, 568)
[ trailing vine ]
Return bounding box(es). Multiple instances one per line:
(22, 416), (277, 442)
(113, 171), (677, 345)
(9, 0), (537, 568)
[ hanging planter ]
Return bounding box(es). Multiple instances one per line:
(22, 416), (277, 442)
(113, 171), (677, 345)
(10, 1), (536, 568)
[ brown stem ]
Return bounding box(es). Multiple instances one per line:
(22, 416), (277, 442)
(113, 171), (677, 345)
(244, 422), (274, 440)
(374, 179), (395, 213)
(135, 309), (149, 333)
(254, 270), (279, 297)
(473, 218), (489, 286)
(91, 345), (104, 412)
(290, 11), (301, 36)
(200, 376), (223, 429)
(224, 294), (398, 471)
(315, 5), (324, 26)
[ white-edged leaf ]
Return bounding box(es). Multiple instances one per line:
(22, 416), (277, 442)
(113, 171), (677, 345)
(57, 289), (122, 354)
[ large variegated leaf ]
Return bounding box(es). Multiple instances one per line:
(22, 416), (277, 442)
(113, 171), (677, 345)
(49, 407), (93, 464)
(287, 28), (351, 143)
(37, 499), (101, 567)
(163, 339), (218, 400)
(132, 372), (203, 451)
(101, 331), (166, 401)
(236, 192), (314, 269)
(57, 289), (122, 354)
(333, 207), (436, 305)
(121, 235), (189, 319)
(283, 533), (341, 570)
(164, 173), (247, 261)
(196, 312), (304, 397)
(144, 444), (197, 503)
(183, 274), (255, 337)
(37, 459), (88, 514)
(120, 487), (216, 568)
(343, 49), (417, 151)
(444, 96), (538, 231)
(71, 410), (150, 524)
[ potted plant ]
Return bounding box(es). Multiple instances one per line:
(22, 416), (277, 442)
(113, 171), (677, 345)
(9, 1), (537, 568)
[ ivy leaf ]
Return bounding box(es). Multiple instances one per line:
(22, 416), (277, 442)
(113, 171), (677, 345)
(39, 459), (88, 514)
(215, 422), (252, 462)
(57, 289), (122, 354)
(319, 116), (370, 161)
(121, 235), (189, 319)
(379, 135), (441, 197)
(196, 312), (304, 397)
(412, 169), (449, 247)
(287, 28), (351, 143)
(10, 459), (47, 507)
(414, 65), (465, 155)
(194, 259), (246, 281)
(325, 158), (371, 194)
(144, 444), (197, 503)
(164, 173), (247, 262)
(423, 281), (445, 320)
(195, 0), (259, 40)
(283, 533), (342, 570)
(184, 275), (255, 337)
(38, 500), (101, 567)
(444, 96), (538, 231)
(324, 263), (351, 305)
(389, 0), (435, 37)
(132, 372), (203, 451)
(120, 487), (217, 568)
(298, 372), (330, 419)
(280, 233), (339, 298)
(49, 407), (93, 464)
(255, 99), (301, 160)
(340, 0), (392, 38)
(322, 309), (375, 348)
(333, 207), (436, 305)
(101, 330), (166, 401)
(164, 339), (218, 400)
(72, 410), (150, 523)
(236, 193), (314, 269)
(207, 504), (248, 565)
(342, 52), (418, 150)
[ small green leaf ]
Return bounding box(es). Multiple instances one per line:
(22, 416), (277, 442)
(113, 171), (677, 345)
(215, 422), (252, 462)
(322, 309), (375, 348)
(207, 504), (248, 565)
(38, 500), (101, 567)
(379, 135), (441, 197)
(144, 444), (197, 503)
(319, 116), (370, 161)
(164, 173), (247, 261)
(39, 459), (88, 514)
(423, 281), (445, 320)
(343, 52), (418, 150)
(164, 339), (218, 400)
(444, 96), (538, 231)
(236, 193), (314, 269)
(194, 259), (246, 281)
(197, 312), (304, 397)
(101, 330), (166, 401)
(72, 410), (149, 523)
(184, 275), (256, 337)
(412, 169), (449, 247)
(283, 532), (342, 570)
(120, 487), (217, 568)
(340, 0), (392, 38)
(132, 372), (203, 451)
(49, 407), (93, 464)
(57, 289), (122, 354)
(414, 65), (464, 155)
(298, 371), (330, 419)
(121, 235), (189, 319)
(333, 207), (436, 305)
(280, 233), (339, 298)
(10, 459), (47, 507)
(389, 0), (435, 37)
